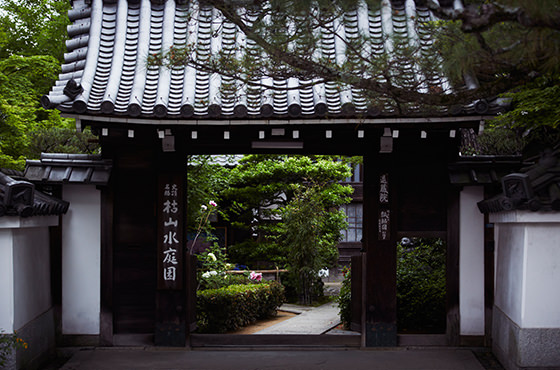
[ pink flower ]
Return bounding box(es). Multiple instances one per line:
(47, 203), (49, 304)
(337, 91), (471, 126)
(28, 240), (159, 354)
(209, 200), (217, 207)
(249, 271), (262, 282)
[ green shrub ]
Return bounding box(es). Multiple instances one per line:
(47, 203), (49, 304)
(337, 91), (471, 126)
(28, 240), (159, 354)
(196, 281), (285, 333)
(397, 238), (446, 333)
(336, 266), (352, 329)
(336, 239), (446, 333)
(198, 272), (252, 290)
(0, 331), (27, 367)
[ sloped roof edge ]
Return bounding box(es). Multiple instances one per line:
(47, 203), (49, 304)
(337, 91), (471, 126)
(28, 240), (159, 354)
(24, 153), (112, 185)
(478, 148), (560, 213)
(42, 0), (507, 122)
(0, 171), (69, 217)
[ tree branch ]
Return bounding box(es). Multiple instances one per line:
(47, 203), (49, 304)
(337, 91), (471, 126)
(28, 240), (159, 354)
(426, 0), (560, 32)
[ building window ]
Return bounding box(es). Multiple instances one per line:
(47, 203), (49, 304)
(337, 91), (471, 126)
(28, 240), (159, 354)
(341, 203), (363, 242)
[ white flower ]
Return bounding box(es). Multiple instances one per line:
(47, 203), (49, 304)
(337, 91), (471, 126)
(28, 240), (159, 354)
(207, 252), (217, 261)
(202, 270), (218, 279)
(201, 204), (208, 211)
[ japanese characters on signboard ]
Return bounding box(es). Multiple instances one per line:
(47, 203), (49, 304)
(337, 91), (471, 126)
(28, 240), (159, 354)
(158, 176), (183, 290)
(378, 173), (390, 240)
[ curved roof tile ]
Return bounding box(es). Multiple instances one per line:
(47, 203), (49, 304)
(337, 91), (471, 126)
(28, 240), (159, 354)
(43, 0), (505, 120)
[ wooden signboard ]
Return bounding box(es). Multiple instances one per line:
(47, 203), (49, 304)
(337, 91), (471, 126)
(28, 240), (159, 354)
(157, 174), (184, 290)
(378, 173), (390, 241)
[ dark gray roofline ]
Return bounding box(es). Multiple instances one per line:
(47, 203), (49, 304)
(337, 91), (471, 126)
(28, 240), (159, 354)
(24, 153), (112, 185)
(478, 148), (560, 213)
(66, 113), (494, 127)
(0, 171), (69, 217)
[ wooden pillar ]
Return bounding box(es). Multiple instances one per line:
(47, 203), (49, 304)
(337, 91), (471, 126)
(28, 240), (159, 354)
(363, 151), (398, 346)
(155, 171), (187, 346)
(100, 185), (114, 346)
(446, 188), (460, 345)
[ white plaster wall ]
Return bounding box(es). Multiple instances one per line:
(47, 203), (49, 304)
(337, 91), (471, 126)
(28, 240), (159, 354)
(493, 223), (525, 325)
(491, 211), (560, 328)
(62, 185), (101, 335)
(13, 227), (52, 330)
(0, 230), (15, 333)
(523, 223), (560, 327)
(459, 186), (485, 335)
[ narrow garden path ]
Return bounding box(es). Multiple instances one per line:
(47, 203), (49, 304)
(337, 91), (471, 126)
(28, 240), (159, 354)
(254, 302), (341, 335)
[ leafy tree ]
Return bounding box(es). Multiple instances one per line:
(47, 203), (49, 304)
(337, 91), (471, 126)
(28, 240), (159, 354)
(0, 0), (71, 60)
(280, 184), (347, 304)
(0, 1), (98, 169)
(186, 155), (233, 231)
(0, 54), (97, 169)
(222, 155), (353, 303)
(397, 238), (446, 333)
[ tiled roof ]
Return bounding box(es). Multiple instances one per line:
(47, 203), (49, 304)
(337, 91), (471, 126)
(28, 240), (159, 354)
(41, 0), (505, 121)
(24, 153), (112, 185)
(0, 171), (69, 217)
(448, 156), (524, 186)
(478, 148), (560, 213)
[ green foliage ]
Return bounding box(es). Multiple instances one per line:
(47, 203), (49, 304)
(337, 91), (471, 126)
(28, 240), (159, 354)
(0, 331), (27, 367)
(0, 54), (98, 170)
(196, 281), (285, 333)
(187, 156), (231, 231)
(197, 241), (236, 290)
(280, 270), (324, 304)
(337, 238), (446, 332)
(280, 184), (342, 305)
(228, 239), (287, 268)
(0, 0), (71, 60)
(0, 2), (97, 169)
(397, 238), (446, 333)
(461, 127), (525, 156)
(336, 266), (352, 329)
(221, 155), (352, 272)
(198, 271), (251, 291)
(487, 75), (560, 154)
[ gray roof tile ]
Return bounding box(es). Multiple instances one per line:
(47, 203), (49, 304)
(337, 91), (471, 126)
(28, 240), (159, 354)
(0, 171), (69, 217)
(24, 153), (112, 185)
(43, 0), (506, 120)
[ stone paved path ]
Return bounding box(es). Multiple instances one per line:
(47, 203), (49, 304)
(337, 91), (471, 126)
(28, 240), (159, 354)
(254, 302), (341, 335)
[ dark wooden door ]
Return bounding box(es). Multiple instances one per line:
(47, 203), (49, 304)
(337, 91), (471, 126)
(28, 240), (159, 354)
(351, 254), (363, 332)
(113, 170), (157, 334)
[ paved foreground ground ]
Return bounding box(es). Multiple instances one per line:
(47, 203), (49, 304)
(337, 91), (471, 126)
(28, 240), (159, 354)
(57, 348), (490, 370)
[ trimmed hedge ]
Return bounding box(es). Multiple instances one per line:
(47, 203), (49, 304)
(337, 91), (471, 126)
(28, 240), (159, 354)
(196, 281), (285, 333)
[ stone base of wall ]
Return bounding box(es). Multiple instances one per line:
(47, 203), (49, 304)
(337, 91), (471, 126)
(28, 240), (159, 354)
(59, 335), (100, 347)
(15, 308), (56, 370)
(493, 306), (560, 370)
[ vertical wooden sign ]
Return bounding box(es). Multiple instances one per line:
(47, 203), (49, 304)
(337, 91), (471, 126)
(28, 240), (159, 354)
(378, 173), (390, 241)
(157, 174), (184, 290)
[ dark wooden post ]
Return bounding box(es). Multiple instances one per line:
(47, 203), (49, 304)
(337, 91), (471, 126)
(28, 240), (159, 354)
(363, 150), (398, 346)
(155, 172), (187, 346)
(446, 188), (460, 345)
(100, 185), (114, 346)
